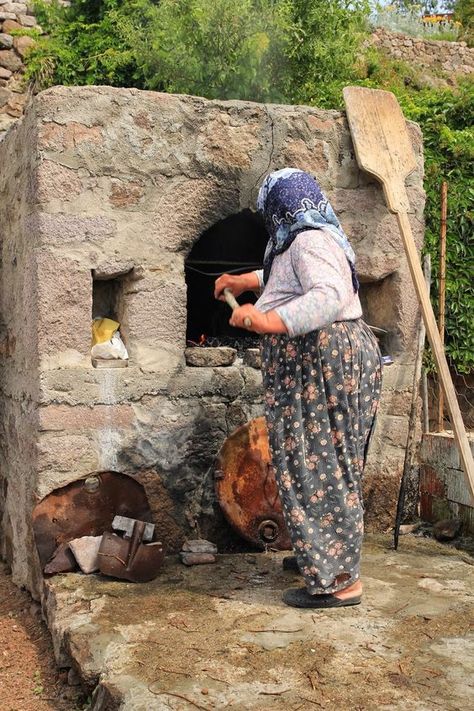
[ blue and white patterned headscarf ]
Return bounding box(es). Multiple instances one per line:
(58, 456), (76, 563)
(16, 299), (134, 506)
(257, 168), (359, 291)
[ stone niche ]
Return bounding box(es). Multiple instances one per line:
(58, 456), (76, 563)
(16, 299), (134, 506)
(0, 86), (425, 594)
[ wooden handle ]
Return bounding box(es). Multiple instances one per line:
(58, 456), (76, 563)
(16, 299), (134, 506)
(223, 288), (252, 328)
(396, 211), (474, 502)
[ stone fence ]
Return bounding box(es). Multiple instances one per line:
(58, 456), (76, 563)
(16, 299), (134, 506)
(369, 26), (474, 75)
(0, 1), (42, 134)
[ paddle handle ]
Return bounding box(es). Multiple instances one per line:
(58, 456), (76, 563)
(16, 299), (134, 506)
(396, 211), (474, 502)
(223, 288), (252, 328)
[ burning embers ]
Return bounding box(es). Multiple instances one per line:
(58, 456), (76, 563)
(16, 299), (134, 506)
(186, 333), (260, 351)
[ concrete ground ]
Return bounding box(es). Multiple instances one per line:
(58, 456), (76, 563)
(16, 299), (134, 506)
(43, 535), (474, 711)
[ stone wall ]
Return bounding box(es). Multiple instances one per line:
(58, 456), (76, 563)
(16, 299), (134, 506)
(0, 0), (41, 136)
(369, 27), (474, 75)
(0, 86), (425, 594)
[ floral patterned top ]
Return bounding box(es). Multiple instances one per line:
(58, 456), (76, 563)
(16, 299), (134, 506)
(254, 229), (362, 337)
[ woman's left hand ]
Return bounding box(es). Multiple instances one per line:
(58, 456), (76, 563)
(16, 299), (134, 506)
(230, 305), (287, 334)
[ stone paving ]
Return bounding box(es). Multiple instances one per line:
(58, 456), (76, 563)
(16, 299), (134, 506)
(43, 534), (474, 710)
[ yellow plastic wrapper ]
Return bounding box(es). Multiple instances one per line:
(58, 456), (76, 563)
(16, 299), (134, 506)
(91, 318), (120, 347)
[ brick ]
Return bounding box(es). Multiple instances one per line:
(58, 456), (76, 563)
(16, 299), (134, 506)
(39, 404), (135, 432)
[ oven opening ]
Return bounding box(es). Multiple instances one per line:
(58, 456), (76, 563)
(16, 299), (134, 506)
(185, 209), (268, 349)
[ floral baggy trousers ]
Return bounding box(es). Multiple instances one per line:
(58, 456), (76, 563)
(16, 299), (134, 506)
(261, 319), (382, 594)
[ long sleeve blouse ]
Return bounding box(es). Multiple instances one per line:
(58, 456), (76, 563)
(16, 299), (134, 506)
(254, 229), (362, 337)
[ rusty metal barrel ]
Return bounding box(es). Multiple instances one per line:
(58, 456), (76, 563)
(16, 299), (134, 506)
(215, 417), (291, 550)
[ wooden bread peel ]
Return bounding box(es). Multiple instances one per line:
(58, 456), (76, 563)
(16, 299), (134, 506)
(343, 86), (474, 501)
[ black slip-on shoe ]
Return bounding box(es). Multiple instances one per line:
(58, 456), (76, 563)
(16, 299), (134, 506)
(282, 555), (300, 572)
(282, 587), (361, 609)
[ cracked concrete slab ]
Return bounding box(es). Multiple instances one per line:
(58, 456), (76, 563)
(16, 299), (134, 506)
(43, 535), (474, 710)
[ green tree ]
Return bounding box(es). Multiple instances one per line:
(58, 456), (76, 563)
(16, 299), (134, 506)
(138, 0), (289, 102)
(27, 0), (155, 89)
(281, 0), (370, 106)
(454, 0), (474, 45)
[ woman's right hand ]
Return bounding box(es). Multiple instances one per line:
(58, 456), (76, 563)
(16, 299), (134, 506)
(214, 273), (249, 301)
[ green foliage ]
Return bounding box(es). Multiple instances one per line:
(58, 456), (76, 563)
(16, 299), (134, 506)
(280, 0), (370, 106)
(137, 0), (289, 101)
(401, 81), (474, 372)
(26, 0), (154, 89)
(25, 0), (473, 371)
(454, 0), (474, 46)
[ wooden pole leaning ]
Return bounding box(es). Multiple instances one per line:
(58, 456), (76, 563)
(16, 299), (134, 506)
(437, 180), (448, 432)
(343, 86), (474, 502)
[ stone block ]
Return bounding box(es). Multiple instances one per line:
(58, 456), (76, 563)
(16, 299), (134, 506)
(180, 552), (216, 566)
(18, 13), (36, 26)
(357, 254), (400, 283)
(36, 433), (99, 482)
(38, 121), (104, 152)
(200, 110), (262, 170)
(32, 212), (116, 246)
(12, 34), (35, 58)
(1, 19), (21, 31)
(69, 535), (102, 574)
(243, 348), (261, 369)
(0, 65), (11, 78)
(5, 90), (25, 116)
(122, 274), (186, 351)
(0, 111), (15, 131)
(185, 347), (236, 367)
(38, 404), (134, 432)
(241, 367), (263, 400)
(282, 139), (330, 178)
(0, 48), (22, 71)
(3, 2), (27, 12)
(36, 161), (83, 203)
(373, 413), (409, 450)
(0, 12), (16, 20)
(0, 31), (12, 48)
(109, 178), (145, 208)
(36, 251), (92, 360)
(0, 84), (9, 106)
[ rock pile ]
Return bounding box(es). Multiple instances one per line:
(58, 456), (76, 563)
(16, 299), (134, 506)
(0, 0), (41, 136)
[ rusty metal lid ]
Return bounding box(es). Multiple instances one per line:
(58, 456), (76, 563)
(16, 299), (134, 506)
(32, 472), (153, 568)
(215, 417), (291, 551)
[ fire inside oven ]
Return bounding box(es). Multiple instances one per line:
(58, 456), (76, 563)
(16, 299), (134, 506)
(185, 210), (268, 348)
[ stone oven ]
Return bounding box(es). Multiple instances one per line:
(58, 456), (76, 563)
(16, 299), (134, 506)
(0, 86), (424, 594)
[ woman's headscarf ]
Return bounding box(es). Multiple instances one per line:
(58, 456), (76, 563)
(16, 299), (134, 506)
(257, 168), (359, 291)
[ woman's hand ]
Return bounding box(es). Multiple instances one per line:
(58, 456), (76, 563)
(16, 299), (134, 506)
(230, 305), (288, 335)
(214, 272), (260, 301)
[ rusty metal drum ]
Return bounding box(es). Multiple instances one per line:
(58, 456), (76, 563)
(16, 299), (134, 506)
(215, 417), (291, 550)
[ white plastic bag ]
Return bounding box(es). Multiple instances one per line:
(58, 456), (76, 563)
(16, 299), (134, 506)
(91, 331), (129, 360)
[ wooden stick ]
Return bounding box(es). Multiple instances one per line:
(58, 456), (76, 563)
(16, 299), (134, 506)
(223, 288), (252, 328)
(437, 180), (447, 432)
(421, 255), (431, 434)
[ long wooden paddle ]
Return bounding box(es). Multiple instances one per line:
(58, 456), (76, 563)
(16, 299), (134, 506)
(343, 86), (474, 502)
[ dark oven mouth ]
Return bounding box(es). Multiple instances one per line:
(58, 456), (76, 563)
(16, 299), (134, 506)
(185, 209), (268, 352)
